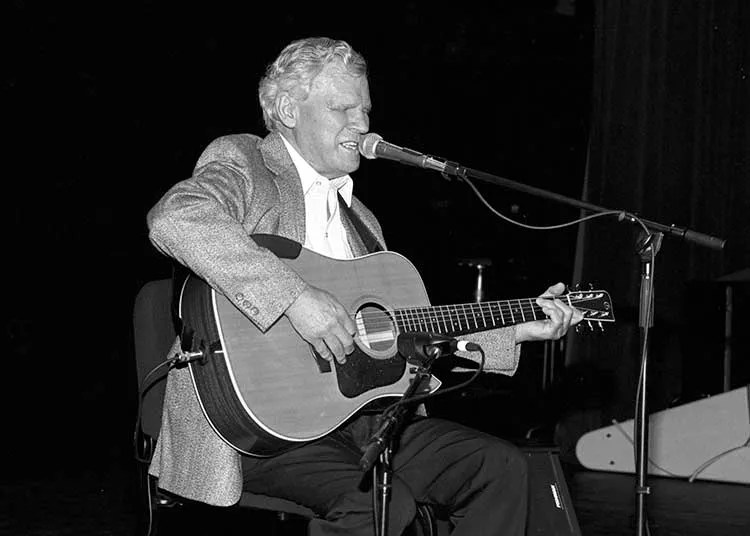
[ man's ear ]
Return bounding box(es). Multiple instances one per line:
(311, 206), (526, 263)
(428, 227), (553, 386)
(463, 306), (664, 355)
(275, 93), (297, 128)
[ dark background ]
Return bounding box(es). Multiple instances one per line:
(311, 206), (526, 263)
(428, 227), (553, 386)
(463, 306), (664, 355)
(3, 0), (748, 482)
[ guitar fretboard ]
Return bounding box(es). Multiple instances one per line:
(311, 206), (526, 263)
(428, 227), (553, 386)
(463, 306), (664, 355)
(394, 298), (548, 337)
(392, 291), (613, 337)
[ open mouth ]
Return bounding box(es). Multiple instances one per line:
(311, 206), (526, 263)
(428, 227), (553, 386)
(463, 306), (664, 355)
(341, 141), (359, 152)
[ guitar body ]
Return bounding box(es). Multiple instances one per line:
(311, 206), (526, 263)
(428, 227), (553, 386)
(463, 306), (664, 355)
(180, 236), (441, 456)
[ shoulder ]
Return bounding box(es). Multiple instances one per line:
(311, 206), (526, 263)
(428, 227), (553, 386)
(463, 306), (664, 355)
(194, 133), (264, 171)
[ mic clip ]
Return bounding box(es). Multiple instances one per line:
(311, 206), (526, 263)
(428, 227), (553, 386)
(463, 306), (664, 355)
(397, 332), (459, 368)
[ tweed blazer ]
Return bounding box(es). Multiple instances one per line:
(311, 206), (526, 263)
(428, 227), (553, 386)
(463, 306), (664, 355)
(146, 132), (520, 506)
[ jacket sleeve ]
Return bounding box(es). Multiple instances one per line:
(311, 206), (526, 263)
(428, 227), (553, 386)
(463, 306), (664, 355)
(147, 137), (306, 331)
(454, 327), (522, 376)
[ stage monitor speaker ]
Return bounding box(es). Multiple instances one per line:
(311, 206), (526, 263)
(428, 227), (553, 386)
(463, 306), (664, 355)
(430, 447), (581, 535)
(524, 446), (582, 536)
(575, 385), (750, 484)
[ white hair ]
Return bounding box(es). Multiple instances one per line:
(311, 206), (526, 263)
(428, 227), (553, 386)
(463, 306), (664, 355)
(258, 37), (368, 131)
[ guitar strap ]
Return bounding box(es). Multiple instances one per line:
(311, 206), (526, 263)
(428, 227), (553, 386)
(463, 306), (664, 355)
(338, 193), (383, 254)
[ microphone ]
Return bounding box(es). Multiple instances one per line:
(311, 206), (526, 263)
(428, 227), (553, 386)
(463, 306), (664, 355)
(397, 332), (479, 364)
(358, 133), (455, 173)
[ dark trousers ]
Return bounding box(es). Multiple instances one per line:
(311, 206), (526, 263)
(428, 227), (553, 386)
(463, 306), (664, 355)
(242, 415), (528, 535)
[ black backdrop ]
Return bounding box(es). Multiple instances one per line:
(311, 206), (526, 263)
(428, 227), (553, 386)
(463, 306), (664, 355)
(4, 0), (747, 470)
(567, 1), (750, 434)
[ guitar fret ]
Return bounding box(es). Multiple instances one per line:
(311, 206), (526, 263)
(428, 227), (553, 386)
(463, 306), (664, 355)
(422, 307), (432, 331)
(394, 309), (404, 332)
(497, 302), (504, 325)
(479, 303), (487, 328)
(518, 299), (526, 322)
(488, 302), (496, 326)
(495, 302), (504, 325)
(426, 307), (435, 331)
(427, 308), (439, 332)
(451, 305), (461, 331)
(433, 306), (443, 333)
(398, 309), (408, 332)
(438, 307), (450, 333)
(411, 308), (420, 331)
(439, 306), (449, 333)
(425, 307), (434, 331)
(405, 308), (416, 332)
(470, 303), (479, 329)
(529, 298), (538, 321)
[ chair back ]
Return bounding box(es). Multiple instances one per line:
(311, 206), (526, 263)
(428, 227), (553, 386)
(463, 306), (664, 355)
(133, 278), (176, 439)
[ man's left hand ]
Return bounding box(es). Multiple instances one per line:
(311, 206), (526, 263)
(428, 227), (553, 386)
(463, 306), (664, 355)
(514, 282), (584, 343)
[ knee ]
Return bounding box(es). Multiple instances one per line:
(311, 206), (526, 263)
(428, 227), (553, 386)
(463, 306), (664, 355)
(481, 440), (529, 489)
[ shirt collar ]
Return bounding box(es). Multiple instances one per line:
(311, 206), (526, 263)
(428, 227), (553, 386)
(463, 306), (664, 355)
(280, 134), (353, 207)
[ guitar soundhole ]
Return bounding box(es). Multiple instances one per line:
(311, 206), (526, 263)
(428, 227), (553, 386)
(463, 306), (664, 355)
(355, 303), (396, 357)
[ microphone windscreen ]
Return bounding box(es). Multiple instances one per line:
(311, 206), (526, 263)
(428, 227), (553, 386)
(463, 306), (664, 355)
(358, 133), (382, 159)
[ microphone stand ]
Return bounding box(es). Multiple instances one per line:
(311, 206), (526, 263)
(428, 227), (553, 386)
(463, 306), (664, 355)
(418, 158), (725, 535)
(359, 349), (440, 536)
(634, 231), (661, 535)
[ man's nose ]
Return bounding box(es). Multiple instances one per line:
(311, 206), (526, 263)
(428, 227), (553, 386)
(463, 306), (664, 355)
(349, 110), (369, 133)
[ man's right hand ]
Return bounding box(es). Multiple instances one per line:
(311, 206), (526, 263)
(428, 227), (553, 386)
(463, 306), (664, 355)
(284, 285), (357, 364)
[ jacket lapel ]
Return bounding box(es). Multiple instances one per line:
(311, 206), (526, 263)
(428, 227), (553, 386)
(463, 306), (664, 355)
(338, 196), (383, 255)
(259, 132), (306, 244)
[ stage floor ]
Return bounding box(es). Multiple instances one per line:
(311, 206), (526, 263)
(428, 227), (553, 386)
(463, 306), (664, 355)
(2, 449), (748, 536)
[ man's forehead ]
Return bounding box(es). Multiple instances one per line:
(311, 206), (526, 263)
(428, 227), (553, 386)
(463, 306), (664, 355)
(312, 61), (368, 92)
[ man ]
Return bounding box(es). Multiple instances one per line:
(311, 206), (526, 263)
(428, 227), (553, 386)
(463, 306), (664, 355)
(147, 37), (582, 535)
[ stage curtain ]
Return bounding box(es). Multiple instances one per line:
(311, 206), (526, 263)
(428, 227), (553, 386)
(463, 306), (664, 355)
(566, 1), (750, 423)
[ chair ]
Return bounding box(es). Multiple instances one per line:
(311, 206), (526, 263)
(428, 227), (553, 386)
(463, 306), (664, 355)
(132, 278), (439, 535)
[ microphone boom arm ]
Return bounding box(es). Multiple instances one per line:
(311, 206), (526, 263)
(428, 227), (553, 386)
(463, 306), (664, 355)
(439, 160), (723, 251)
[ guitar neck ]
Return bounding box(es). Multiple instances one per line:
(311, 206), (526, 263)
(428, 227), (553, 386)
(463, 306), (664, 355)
(394, 298), (546, 337)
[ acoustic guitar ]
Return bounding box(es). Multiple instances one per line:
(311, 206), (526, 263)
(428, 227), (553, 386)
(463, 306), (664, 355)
(178, 235), (615, 456)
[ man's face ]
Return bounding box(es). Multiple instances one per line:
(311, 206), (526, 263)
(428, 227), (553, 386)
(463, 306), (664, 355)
(287, 61), (371, 179)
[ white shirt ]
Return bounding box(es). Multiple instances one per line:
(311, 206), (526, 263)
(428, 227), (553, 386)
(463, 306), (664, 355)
(280, 135), (354, 260)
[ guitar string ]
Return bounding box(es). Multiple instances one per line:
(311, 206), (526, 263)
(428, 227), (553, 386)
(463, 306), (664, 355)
(348, 296), (610, 322)
(350, 315), (612, 333)
(349, 299), (612, 333)
(350, 307), (610, 326)
(349, 295), (606, 315)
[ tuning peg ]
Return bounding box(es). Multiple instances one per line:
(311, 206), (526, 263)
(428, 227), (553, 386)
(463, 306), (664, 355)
(587, 320), (594, 331)
(597, 321), (604, 331)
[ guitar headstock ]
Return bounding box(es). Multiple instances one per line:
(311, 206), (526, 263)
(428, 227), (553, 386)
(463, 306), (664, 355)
(565, 288), (615, 332)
